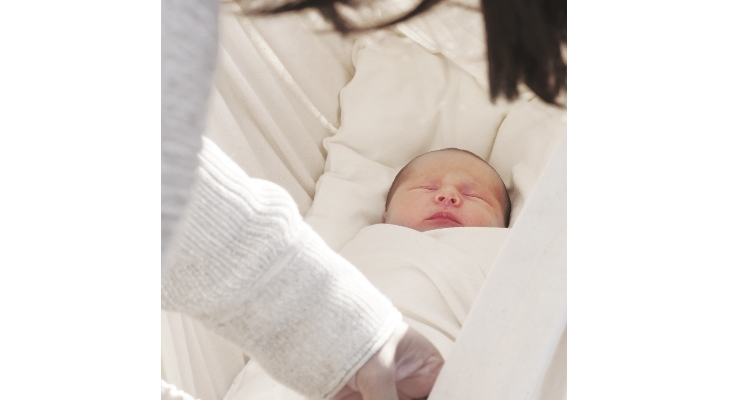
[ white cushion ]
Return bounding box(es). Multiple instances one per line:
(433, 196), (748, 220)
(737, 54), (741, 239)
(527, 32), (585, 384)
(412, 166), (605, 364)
(304, 30), (514, 250)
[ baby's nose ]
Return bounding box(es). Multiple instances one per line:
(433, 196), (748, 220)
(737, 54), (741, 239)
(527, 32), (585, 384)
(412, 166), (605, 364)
(437, 195), (457, 203)
(435, 188), (460, 205)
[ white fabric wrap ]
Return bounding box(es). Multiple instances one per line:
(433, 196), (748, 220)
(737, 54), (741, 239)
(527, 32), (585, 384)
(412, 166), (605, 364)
(223, 225), (509, 400)
(162, 139), (402, 399)
(339, 225), (509, 358)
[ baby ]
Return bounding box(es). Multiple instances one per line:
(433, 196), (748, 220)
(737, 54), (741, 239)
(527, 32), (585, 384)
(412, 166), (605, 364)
(383, 148), (511, 231)
(225, 150), (512, 395)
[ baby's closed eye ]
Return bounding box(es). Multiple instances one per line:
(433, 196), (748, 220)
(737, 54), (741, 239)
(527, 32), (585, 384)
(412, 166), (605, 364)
(464, 192), (488, 202)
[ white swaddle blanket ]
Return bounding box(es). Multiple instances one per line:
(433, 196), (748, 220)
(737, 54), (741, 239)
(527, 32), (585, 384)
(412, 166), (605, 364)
(340, 224), (509, 358)
(223, 224), (508, 400)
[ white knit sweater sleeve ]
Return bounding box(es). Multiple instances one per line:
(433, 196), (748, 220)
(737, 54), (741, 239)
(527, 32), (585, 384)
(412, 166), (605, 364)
(162, 139), (403, 399)
(162, 0), (402, 395)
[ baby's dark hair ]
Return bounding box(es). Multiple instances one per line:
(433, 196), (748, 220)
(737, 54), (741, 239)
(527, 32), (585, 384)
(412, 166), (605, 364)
(385, 148), (511, 226)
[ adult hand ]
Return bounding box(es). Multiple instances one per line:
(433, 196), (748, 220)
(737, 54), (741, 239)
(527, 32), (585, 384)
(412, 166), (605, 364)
(333, 321), (444, 400)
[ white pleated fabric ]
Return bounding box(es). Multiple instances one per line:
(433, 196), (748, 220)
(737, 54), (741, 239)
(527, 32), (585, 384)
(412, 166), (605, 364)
(161, 311), (247, 400)
(203, 4), (357, 214)
(395, 0), (489, 90)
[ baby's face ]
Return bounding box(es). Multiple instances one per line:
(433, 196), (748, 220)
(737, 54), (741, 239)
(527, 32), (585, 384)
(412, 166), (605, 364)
(383, 151), (508, 232)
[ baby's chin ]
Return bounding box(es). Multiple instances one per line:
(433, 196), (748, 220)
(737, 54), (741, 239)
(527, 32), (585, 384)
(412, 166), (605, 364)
(390, 217), (505, 232)
(383, 219), (463, 232)
(384, 215), (504, 231)
(415, 218), (463, 231)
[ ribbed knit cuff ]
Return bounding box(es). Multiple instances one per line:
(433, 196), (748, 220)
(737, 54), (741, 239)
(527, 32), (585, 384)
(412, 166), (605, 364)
(162, 138), (402, 399)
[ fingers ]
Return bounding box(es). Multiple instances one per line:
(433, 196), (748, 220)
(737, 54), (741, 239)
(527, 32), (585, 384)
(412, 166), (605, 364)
(393, 327), (444, 399)
(332, 385), (359, 400)
(333, 322), (443, 400)
(358, 371), (399, 400)
(356, 325), (404, 400)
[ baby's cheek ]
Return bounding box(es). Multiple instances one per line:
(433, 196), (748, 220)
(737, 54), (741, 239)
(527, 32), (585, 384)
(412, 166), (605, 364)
(402, 212), (423, 229)
(475, 208), (503, 227)
(462, 212), (484, 227)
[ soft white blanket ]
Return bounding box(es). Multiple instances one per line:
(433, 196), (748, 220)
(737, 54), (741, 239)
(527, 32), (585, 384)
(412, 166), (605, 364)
(223, 225), (508, 400)
(340, 224), (508, 358)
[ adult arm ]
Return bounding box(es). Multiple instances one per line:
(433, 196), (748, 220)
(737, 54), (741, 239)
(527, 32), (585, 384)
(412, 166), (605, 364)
(162, 0), (439, 397)
(162, 138), (404, 398)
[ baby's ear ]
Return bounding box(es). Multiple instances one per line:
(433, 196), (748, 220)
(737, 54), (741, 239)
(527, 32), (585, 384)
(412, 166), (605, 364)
(381, 212), (388, 223)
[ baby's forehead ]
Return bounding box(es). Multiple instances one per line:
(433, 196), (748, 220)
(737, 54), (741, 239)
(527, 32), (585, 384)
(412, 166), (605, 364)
(405, 151), (505, 195)
(408, 151), (495, 180)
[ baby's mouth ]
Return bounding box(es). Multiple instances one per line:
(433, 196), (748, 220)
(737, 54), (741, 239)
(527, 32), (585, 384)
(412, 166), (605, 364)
(426, 211), (462, 226)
